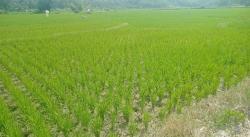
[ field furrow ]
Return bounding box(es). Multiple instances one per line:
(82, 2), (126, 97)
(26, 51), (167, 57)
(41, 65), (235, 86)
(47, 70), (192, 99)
(0, 96), (23, 137)
(0, 50), (88, 136)
(0, 68), (52, 137)
(0, 81), (32, 137)
(0, 8), (249, 136)
(0, 64), (66, 137)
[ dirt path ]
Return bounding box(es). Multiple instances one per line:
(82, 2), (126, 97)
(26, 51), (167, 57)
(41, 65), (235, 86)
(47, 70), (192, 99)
(104, 23), (129, 31)
(0, 23), (129, 44)
(147, 77), (250, 137)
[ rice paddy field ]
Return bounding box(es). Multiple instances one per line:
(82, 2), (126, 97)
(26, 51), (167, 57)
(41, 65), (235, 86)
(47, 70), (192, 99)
(0, 8), (250, 137)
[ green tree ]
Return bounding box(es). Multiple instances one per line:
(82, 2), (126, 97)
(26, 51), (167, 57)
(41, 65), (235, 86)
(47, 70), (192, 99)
(37, 0), (52, 12)
(0, 0), (9, 11)
(240, 0), (250, 5)
(70, 2), (83, 13)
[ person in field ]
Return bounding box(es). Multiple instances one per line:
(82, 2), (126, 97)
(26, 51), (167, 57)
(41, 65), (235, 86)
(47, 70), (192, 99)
(87, 9), (91, 14)
(45, 10), (49, 17)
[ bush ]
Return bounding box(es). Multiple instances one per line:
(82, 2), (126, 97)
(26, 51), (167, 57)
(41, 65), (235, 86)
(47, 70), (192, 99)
(0, 10), (7, 14)
(70, 3), (82, 13)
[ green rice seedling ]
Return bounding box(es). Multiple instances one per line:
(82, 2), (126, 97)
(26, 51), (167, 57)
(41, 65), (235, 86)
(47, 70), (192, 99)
(142, 112), (151, 129)
(0, 8), (249, 136)
(122, 103), (133, 123)
(128, 121), (138, 137)
(0, 71), (51, 137)
(0, 98), (22, 137)
(91, 116), (103, 137)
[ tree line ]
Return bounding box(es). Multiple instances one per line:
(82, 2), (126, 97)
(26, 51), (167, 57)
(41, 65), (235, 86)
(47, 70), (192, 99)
(0, 0), (249, 12)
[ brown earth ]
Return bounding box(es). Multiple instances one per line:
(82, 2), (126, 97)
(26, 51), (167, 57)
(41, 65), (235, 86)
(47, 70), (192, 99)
(146, 77), (250, 137)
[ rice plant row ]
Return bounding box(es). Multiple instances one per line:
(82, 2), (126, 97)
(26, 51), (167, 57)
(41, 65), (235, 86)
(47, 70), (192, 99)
(0, 8), (249, 136)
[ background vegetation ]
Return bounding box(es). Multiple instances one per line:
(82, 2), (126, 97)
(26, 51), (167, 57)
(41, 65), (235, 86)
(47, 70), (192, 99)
(0, 0), (250, 12)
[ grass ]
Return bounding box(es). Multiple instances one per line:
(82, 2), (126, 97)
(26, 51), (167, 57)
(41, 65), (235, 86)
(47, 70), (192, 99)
(213, 109), (246, 129)
(0, 8), (250, 136)
(155, 78), (250, 137)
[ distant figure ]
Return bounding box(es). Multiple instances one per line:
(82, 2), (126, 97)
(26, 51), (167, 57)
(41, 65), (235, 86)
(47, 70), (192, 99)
(87, 9), (91, 14)
(45, 10), (49, 17)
